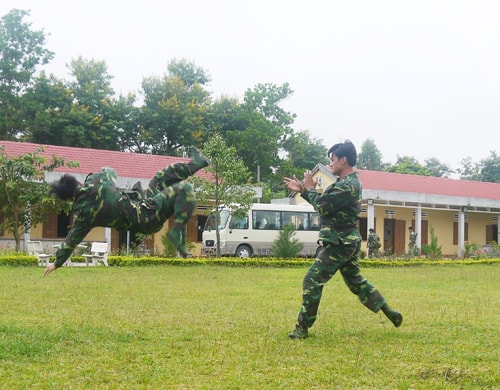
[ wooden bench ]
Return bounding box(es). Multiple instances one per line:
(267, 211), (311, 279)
(82, 242), (110, 267)
(26, 241), (52, 266)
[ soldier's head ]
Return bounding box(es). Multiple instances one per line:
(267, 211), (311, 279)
(49, 174), (78, 201)
(369, 228), (375, 233)
(328, 140), (357, 176)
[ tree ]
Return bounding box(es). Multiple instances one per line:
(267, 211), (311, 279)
(357, 138), (384, 170)
(270, 224), (304, 259)
(0, 9), (54, 140)
(424, 157), (453, 178)
(141, 59), (211, 155)
(19, 72), (74, 145)
(65, 57), (121, 150)
(457, 151), (500, 183)
(478, 151), (500, 183)
(457, 156), (481, 181)
(0, 146), (78, 251)
(190, 133), (256, 257)
(386, 156), (433, 176)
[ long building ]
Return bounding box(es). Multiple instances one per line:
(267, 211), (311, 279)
(290, 164), (500, 257)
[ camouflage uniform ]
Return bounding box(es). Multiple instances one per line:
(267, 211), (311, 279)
(54, 161), (199, 268)
(367, 231), (381, 258)
(296, 172), (388, 329)
(408, 230), (418, 256)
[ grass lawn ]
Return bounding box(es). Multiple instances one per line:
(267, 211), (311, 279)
(0, 264), (498, 389)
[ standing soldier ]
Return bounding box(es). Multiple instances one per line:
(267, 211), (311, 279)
(367, 228), (381, 258)
(408, 226), (418, 256)
(284, 140), (402, 339)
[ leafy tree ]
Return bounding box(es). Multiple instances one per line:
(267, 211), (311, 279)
(0, 9), (53, 140)
(276, 130), (328, 198)
(190, 133), (256, 257)
(386, 156), (433, 176)
(66, 57), (121, 149)
(0, 146), (78, 251)
(243, 82), (296, 136)
(478, 151), (500, 183)
(19, 72), (74, 145)
(457, 156), (481, 181)
(457, 151), (500, 183)
(141, 59), (211, 155)
(424, 157), (453, 178)
(270, 224), (304, 259)
(357, 138), (385, 170)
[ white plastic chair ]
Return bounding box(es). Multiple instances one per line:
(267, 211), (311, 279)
(26, 241), (52, 266)
(83, 242), (110, 266)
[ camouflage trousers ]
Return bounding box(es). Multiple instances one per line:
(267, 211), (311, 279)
(297, 243), (387, 329)
(147, 162), (197, 232)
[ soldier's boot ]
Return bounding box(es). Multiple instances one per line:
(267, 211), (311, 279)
(167, 228), (188, 258)
(381, 303), (403, 327)
(187, 146), (210, 173)
(288, 324), (308, 339)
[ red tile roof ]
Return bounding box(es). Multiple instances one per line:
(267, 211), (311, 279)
(310, 163), (500, 202)
(1, 141), (211, 181)
(357, 169), (500, 200)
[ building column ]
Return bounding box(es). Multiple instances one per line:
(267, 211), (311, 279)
(457, 207), (467, 257)
(497, 214), (500, 245)
(367, 200), (375, 234)
(415, 205), (422, 250)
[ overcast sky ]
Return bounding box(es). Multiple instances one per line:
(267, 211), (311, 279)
(2, 0), (499, 171)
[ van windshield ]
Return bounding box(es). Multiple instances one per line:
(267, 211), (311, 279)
(204, 210), (230, 231)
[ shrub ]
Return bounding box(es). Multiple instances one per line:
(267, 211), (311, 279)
(270, 224), (304, 259)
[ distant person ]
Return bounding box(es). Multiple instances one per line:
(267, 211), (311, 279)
(44, 147), (209, 277)
(408, 226), (418, 256)
(284, 140), (403, 339)
(367, 228), (381, 258)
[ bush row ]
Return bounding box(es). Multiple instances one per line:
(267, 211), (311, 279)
(1, 255), (499, 268)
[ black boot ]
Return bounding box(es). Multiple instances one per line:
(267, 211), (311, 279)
(381, 303), (403, 327)
(188, 146), (210, 172)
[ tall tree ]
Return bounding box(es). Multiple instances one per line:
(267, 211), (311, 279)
(279, 129), (328, 180)
(141, 59), (211, 155)
(424, 157), (453, 178)
(457, 156), (481, 181)
(190, 133), (256, 257)
(357, 138), (384, 170)
(478, 151), (500, 183)
(243, 82), (296, 135)
(0, 9), (53, 140)
(66, 57), (120, 150)
(386, 156), (433, 176)
(19, 72), (74, 145)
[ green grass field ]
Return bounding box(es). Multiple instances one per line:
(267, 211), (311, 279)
(0, 264), (498, 389)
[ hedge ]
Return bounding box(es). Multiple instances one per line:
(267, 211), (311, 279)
(1, 255), (499, 268)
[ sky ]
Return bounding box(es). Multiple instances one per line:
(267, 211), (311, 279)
(2, 0), (499, 172)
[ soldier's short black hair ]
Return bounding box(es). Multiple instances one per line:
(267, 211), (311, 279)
(328, 140), (357, 166)
(49, 174), (78, 200)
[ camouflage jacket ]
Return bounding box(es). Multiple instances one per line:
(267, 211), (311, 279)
(301, 172), (362, 246)
(55, 168), (166, 267)
(368, 232), (381, 248)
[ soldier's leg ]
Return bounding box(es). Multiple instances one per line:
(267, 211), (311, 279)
(147, 147), (209, 197)
(340, 247), (402, 327)
(295, 246), (341, 330)
(157, 182), (196, 257)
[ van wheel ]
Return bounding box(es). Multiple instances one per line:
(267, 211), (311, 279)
(236, 245), (252, 258)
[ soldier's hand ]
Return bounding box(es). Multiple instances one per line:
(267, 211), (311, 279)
(44, 263), (57, 277)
